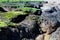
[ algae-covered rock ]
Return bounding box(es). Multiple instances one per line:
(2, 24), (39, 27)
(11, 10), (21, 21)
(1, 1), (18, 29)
(15, 7), (40, 13)
(0, 21), (8, 27)
(0, 11), (27, 28)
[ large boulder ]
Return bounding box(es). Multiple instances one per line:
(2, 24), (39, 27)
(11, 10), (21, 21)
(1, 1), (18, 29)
(17, 15), (40, 40)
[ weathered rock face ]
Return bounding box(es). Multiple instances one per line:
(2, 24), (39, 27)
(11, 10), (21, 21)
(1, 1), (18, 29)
(39, 1), (60, 40)
(0, 14), (40, 40)
(50, 27), (60, 40)
(0, 1), (60, 40)
(17, 15), (40, 40)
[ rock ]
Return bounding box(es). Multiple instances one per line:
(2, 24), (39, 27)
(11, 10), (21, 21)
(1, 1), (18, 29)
(0, 7), (7, 12)
(50, 27), (60, 40)
(7, 27), (20, 40)
(39, 2), (60, 40)
(41, 2), (60, 13)
(41, 5), (60, 22)
(17, 15), (40, 40)
(0, 27), (20, 40)
(35, 35), (44, 40)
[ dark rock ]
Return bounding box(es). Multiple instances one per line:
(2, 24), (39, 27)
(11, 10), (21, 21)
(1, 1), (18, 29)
(0, 7), (7, 12)
(17, 15), (40, 40)
(11, 14), (28, 23)
(0, 27), (20, 40)
(34, 10), (42, 15)
(7, 27), (20, 40)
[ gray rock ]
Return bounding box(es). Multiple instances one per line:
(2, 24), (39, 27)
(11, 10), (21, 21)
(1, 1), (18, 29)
(18, 15), (40, 40)
(50, 27), (60, 40)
